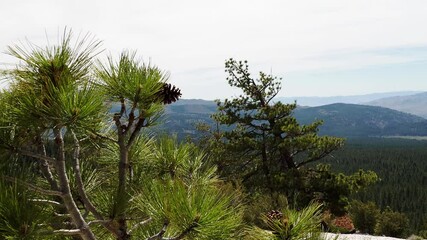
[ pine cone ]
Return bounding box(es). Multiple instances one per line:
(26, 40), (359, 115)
(266, 210), (283, 220)
(158, 83), (182, 104)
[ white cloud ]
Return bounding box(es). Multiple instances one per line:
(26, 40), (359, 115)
(1, 0), (427, 98)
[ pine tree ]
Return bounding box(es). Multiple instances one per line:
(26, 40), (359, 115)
(211, 59), (344, 196)
(0, 30), (242, 240)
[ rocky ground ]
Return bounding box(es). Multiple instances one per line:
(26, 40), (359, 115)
(323, 233), (405, 240)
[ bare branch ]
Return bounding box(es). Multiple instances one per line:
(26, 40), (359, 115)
(53, 127), (96, 240)
(54, 213), (71, 217)
(53, 229), (82, 236)
(29, 199), (62, 206)
(125, 101), (138, 135)
(1, 175), (63, 196)
(147, 220), (169, 240)
(296, 151), (331, 168)
(88, 219), (113, 226)
(127, 118), (146, 148)
(164, 221), (198, 240)
(71, 130), (103, 218)
(129, 218), (152, 234)
(117, 96), (127, 118)
(88, 132), (117, 143)
(70, 130), (120, 236)
(16, 149), (56, 163)
(35, 137), (59, 191)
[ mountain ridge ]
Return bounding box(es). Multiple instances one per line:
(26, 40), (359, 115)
(293, 103), (427, 137)
(160, 101), (427, 138)
(364, 92), (427, 118)
(275, 91), (422, 107)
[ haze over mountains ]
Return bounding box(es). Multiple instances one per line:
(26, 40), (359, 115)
(160, 91), (427, 139)
(364, 92), (427, 119)
(276, 91), (422, 107)
(293, 103), (427, 137)
(277, 91), (427, 119)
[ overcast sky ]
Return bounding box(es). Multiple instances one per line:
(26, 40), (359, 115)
(1, 0), (427, 99)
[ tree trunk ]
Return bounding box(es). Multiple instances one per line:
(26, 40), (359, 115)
(116, 134), (130, 240)
(54, 128), (96, 240)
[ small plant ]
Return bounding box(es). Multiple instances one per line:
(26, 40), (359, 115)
(348, 200), (380, 234)
(418, 230), (427, 239)
(407, 234), (425, 240)
(245, 203), (323, 240)
(375, 207), (409, 238)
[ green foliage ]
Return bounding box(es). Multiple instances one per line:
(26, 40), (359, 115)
(375, 207), (409, 238)
(97, 51), (166, 126)
(97, 51), (166, 103)
(245, 203), (323, 240)
(210, 59), (344, 207)
(5, 30), (106, 133)
(407, 235), (426, 240)
(195, 59), (380, 232)
(419, 230), (427, 239)
(214, 58), (344, 168)
(419, 221), (427, 238)
(243, 193), (289, 227)
(131, 138), (244, 239)
(134, 180), (243, 239)
(0, 180), (51, 239)
(305, 165), (378, 215)
(348, 200), (380, 234)
(326, 138), (427, 232)
(0, 30), (242, 239)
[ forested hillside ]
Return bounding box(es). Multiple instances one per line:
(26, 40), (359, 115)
(293, 103), (427, 137)
(325, 138), (427, 232)
(157, 101), (427, 138)
(157, 101), (427, 233)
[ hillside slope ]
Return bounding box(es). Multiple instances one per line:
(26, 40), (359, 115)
(294, 103), (427, 137)
(365, 92), (427, 118)
(159, 101), (427, 138)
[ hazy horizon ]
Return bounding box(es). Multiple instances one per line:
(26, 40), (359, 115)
(177, 90), (422, 101)
(1, 1), (427, 99)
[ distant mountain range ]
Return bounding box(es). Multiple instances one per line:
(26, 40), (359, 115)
(293, 103), (427, 137)
(158, 99), (427, 138)
(364, 92), (427, 119)
(276, 91), (421, 107)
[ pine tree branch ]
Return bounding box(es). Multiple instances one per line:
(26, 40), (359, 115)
(296, 151), (331, 168)
(128, 218), (152, 234)
(1, 175), (63, 196)
(127, 118), (145, 148)
(89, 132), (117, 143)
(53, 127), (96, 240)
(54, 213), (71, 217)
(29, 199), (62, 206)
(164, 221), (198, 240)
(125, 101), (138, 135)
(147, 220), (169, 240)
(119, 97), (126, 118)
(35, 137), (60, 191)
(70, 130), (120, 237)
(15, 148), (56, 163)
(71, 130), (103, 218)
(53, 229), (82, 236)
(87, 220), (113, 226)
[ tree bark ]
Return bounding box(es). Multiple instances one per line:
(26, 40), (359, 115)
(115, 119), (131, 239)
(54, 128), (96, 240)
(36, 136), (60, 191)
(71, 130), (119, 238)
